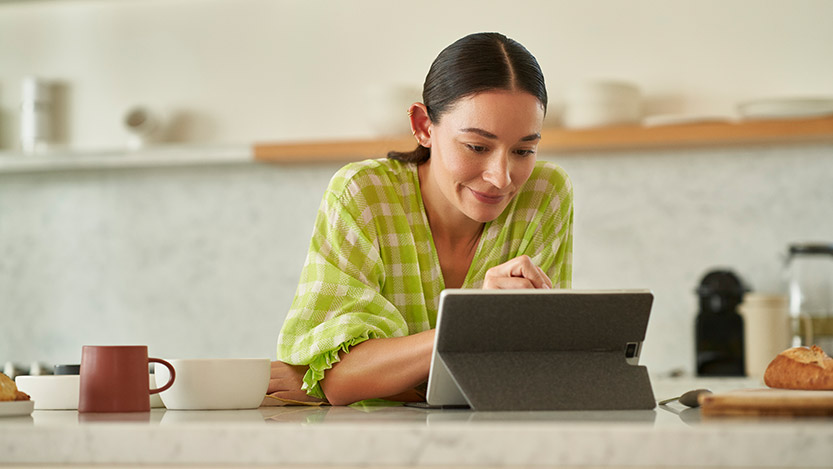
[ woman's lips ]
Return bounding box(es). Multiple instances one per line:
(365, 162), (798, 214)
(469, 188), (506, 205)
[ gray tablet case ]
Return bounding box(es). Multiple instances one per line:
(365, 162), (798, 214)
(435, 289), (656, 411)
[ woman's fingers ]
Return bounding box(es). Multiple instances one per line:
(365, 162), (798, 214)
(483, 276), (536, 290)
(539, 265), (553, 289)
(483, 255), (552, 290)
(268, 361), (327, 403)
(270, 389), (326, 403)
(269, 361), (306, 393)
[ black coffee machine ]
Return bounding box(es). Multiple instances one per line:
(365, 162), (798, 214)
(695, 269), (747, 376)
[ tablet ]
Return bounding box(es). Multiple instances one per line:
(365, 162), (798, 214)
(422, 289), (655, 411)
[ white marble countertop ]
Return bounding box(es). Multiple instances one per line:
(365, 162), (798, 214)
(2, 378), (832, 468)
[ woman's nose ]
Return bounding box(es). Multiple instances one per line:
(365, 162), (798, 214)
(482, 155), (511, 189)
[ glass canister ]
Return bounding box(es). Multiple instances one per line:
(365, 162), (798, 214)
(786, 242), (833, 354)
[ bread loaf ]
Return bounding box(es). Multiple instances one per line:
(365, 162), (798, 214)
(764, 345), (833, 390)
(1, 372), (18, 401)
(0, 372), (31, 401)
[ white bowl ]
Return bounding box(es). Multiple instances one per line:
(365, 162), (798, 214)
(15, 375), (79, 410)
(154, 358), (270, 410)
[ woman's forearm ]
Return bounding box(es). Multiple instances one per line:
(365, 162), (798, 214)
(320, 329), (435, 405)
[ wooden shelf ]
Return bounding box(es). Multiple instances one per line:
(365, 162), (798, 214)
(253, 136), (416, 163)
(542, 116), (833, 152)
(253, 116), (833, 163)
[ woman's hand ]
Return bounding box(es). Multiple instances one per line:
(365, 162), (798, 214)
(482, 255), (552, 290)
(268, 361), (326, 403)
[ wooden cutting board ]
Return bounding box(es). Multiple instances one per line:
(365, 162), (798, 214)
(699, 388), (833, 417)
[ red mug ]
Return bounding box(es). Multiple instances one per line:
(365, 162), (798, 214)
(78, 345), (175, 413)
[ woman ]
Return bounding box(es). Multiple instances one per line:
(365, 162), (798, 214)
(270, 32), (573, 405)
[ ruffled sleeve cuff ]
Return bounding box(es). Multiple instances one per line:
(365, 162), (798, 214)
(301, 334), (375, 400)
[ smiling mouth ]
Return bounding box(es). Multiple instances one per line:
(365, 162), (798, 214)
(469, 188), (506, 205)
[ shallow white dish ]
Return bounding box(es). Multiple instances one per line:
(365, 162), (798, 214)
(738, 97), (833, 120)
(0, 399), (35, 417)
(155, 358), (270, 410)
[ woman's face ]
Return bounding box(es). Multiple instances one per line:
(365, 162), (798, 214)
(420, 90), (545, 225)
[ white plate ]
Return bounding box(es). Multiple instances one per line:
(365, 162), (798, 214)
(0, 400), (35, 417)
(643, 114), (732, 127)
(738, 97), (833, 120)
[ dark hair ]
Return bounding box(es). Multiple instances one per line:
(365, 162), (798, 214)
(388, 32), (547, 164)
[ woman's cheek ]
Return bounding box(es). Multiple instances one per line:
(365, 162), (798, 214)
(508, 159), (534, 188)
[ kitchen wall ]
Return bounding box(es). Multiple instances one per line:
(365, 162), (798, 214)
(2, 0), (832, 149)
(1, 0), (832, 375)
(3, 143), (832, 375)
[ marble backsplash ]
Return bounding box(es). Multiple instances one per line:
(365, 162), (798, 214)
(1, 142), (831, 375)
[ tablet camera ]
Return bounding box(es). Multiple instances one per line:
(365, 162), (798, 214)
(625, 342), (641, 365)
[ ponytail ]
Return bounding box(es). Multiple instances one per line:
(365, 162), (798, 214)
(387, 145), (430, 164)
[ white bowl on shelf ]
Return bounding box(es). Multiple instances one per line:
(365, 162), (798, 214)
(565, 80), (641, 103)
(563, 80), (642, 129)
(154, 358), (270, 410)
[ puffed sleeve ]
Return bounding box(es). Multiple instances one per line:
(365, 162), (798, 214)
(277, 171), (409, 400)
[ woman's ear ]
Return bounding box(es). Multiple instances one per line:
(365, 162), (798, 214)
(408, 103), (432, 148)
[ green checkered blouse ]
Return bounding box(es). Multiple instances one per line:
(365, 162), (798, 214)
(277, 158), (573, 399)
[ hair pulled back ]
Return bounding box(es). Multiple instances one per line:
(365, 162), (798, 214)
(388, 32), (547, 164)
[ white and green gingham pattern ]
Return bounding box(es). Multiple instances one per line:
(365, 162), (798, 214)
(277, 158), (573, 399)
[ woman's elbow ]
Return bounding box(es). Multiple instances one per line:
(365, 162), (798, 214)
(319, 379), (357, 406)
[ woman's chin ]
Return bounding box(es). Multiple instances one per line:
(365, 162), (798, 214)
(465, 205), (508, 224)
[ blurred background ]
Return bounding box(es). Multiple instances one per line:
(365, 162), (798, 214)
(1, 0), (832, 377)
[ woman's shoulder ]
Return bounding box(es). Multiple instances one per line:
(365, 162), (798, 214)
(327, 158), (415, 201)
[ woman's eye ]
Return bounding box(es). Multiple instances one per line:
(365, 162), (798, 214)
(515, 149), (536, 157)
(466, 144), (488, 153)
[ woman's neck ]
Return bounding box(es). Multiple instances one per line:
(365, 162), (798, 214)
(417, 161), (484, 288)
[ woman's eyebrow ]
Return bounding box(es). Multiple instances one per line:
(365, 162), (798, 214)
(459, 127), (541, 142)
(459, 127), (498, 139)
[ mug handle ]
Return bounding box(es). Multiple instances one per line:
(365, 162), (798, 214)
(149, 358), (176, 394)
